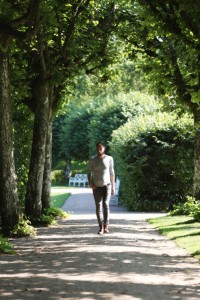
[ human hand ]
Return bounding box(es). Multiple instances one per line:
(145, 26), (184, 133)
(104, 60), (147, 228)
(90, 183), (96, 190)
(111, 187), (115, 195)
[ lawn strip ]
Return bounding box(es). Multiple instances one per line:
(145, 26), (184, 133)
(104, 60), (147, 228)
(50, 193), (71, 208)
(148, 215), (200, 261)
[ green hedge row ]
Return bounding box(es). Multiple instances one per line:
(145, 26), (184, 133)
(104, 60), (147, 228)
(110, 112), (194, 212)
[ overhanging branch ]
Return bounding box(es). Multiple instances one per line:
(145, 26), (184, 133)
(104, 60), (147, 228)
(0, 0), (41, 41)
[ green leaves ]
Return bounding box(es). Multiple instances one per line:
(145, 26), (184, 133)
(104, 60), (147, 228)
(53, 90), (159, 163)
(191, 91), (200, 104)
(117, 0), (200, 106)
(169, 194), (200, 222)
(11, 216), (36, 237)
(0, 236), (15, 255)
(110, 112), (194, 211)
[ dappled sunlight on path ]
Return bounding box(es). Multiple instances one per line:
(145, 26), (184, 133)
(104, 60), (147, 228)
(0, 188), (200, 299)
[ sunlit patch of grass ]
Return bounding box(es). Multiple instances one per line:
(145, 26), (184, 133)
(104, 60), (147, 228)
(51, 186), (70, 190)
(51, 192), (71, 208)
(148, 215), (200, 261)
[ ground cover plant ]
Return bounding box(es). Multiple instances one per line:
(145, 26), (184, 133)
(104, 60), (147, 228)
(0, 236), (15, 255)
(0, 188), (71, 254)
(33, 188), (71, 226)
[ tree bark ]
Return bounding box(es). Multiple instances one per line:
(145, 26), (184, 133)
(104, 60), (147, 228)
(0, 48), (19, 236)
(41, 86), (54, 210)
(25, 77), (49, 218)
(193, 109), (200, 200)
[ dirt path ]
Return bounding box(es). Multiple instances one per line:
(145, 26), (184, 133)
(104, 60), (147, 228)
(0, 188), (200, 300)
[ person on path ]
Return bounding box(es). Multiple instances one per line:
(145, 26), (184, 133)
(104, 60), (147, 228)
(87, 141), (115, 234)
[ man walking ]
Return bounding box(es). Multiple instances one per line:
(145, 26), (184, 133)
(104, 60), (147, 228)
(87, 141), (115, 234)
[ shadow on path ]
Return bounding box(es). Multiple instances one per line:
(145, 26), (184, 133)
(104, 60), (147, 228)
(0, 188), (200, 299)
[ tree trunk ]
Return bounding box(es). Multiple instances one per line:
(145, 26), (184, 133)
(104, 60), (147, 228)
(65, 160), (71, 179)
(0, 48), (19, 236)
(193, 109), (200, 200)
(41, 86), (54, 210)
(25, 78), (49, 218)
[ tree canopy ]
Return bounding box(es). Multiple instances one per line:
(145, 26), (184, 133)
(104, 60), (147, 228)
(1, 0), (200, 235)
(115, 0), (200, 198)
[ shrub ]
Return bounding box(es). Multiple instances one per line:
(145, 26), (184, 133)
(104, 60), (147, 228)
(169, 196), (200, 222)
(88, 92), (159, 156)
(0, 236), (15, 254)
(169, 196), (199, 216)
(51, 170), (65, 184)
(35, 214), (57, 226)
(193, 209), (200, 222)
(44, 207), (70, 219)
(32, 207), (70, 226)
(110, 112), (194, 211)
(11, 216), (36, 237)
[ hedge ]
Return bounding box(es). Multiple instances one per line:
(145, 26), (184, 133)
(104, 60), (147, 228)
(110, 112), (194, 211)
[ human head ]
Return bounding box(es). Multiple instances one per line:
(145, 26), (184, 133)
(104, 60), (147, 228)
(96, 141), (106, 156)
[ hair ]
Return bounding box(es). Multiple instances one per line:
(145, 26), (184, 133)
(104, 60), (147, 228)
(96, 141), (106, 147)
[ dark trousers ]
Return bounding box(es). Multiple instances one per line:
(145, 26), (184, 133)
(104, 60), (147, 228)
(93, 185), (111, 227)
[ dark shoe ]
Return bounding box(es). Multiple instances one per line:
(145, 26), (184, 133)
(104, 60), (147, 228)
(98, 227), (104, 235)
(104, 225), (109, 233)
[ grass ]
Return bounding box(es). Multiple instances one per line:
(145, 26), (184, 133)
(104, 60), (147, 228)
(51, 187), (71, 208)
(148, 215), (200, 261)
(51, 186), (70, 189)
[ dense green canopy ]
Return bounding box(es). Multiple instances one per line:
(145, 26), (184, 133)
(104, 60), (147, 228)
(1, 0), (200, 235)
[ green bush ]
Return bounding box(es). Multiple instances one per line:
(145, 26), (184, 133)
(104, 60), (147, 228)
(111, 112), (194, 211)
(35, 214), (57, 226)
(44, 207), (70, 219)
(0, 236), (15, 254)
(53, 91), (159, 163)
(169, 196), (200, 222)
(32, 207), (70, 226)
(193, 209), (200, 222)
(169, 196), (199, 216)
(11, 216), (36, 237)
(88, 92), (159, 156)
(51, 170), (65, 184)
(51, 161), (88, 185)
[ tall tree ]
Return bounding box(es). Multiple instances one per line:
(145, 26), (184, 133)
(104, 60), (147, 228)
(24, 0), (117, 218)
(117, 0), (200, 199)
(0, 0), (40, 235)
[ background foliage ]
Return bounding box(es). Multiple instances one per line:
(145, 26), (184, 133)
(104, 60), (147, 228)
(52, 89), (160, 169)
(110, 112), (194, 211)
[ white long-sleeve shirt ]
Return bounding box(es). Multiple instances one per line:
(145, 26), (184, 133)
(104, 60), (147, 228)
(88, 155), (115, 187)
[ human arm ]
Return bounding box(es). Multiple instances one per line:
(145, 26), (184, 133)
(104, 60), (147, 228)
(87, 172), (96, 190)
(87, 159), (96, 190)
(110, 157), (115, 195)
(110, 174), (115, 195)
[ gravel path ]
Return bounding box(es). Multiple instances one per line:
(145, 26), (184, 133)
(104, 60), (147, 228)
(0, 187), (200, 300)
